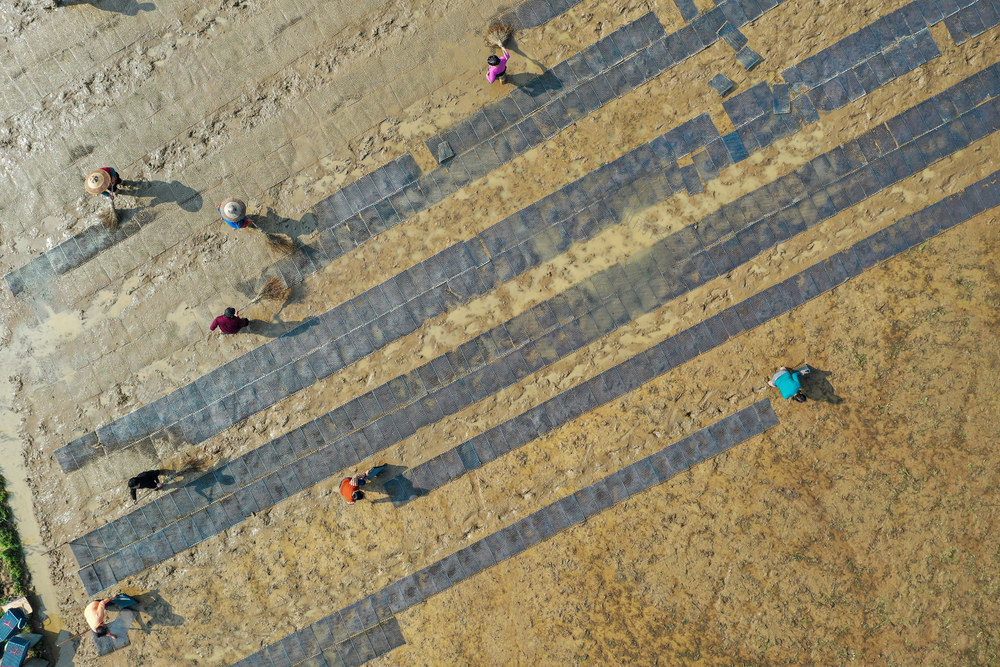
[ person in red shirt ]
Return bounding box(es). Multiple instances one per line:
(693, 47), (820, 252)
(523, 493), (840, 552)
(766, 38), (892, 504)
(210, 307), (250, 335)
(339, 465), (386, 504)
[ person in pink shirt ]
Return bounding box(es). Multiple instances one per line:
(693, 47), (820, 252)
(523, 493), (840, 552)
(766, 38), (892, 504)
(487, 48), (510, 83)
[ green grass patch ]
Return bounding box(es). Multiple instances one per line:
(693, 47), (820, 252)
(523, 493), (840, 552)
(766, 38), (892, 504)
(0, 476), (30, 597)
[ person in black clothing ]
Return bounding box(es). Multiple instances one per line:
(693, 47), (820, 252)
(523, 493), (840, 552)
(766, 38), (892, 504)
(128, 470), (164, 503)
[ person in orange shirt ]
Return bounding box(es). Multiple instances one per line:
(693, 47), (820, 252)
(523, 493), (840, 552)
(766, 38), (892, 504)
(84, 598), (118, 639)
(339, 465), (386, 504)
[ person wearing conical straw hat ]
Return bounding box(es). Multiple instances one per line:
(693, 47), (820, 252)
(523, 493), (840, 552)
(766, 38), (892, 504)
(85, 168), (122, 201)
(219, 198), (251, 229)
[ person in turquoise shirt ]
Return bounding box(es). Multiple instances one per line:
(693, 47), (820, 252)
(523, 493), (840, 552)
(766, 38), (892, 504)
(769, 366), (811, 402)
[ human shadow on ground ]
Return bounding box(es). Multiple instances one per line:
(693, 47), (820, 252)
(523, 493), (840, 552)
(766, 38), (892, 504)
(164, 466), (206, 490)
(364, 463), (404, 485)
(499, 62), (566, 95)
(802, 368), (843, 404)
(57, 0), (155, 15)
(134, 591), (185, 631)
(503, 71), (536, 87)
(254, 207), (320, 244)
(111, 179), (202, 228)
(504, 34), (545, 73)
(131, 179), (203, 212)
(245, 316), (317, 339)
(189, 459), (233, 503)
(371, 465), (428, 504)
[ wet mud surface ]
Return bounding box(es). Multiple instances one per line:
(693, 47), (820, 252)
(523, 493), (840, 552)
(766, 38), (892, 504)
(1, 0), (999, 663)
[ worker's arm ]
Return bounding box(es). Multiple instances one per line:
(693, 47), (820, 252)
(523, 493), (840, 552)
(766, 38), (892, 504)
(209, 317), (218, 331)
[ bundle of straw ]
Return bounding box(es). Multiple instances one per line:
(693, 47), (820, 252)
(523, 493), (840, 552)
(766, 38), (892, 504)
(263, 231), (296, 253)
(99, 202), (119, 230)
(238, 276), (292, 313)
(257, 276), (292, 302)
(485, 22), (512, 48)
(250, 222), (296, 254)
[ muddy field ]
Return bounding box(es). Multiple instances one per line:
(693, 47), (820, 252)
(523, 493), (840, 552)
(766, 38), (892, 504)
(1, 0), (999, 664)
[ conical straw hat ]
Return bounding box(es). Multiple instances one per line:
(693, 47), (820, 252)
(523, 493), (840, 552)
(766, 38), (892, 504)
(85, 170), (112, 195)
(220, 198), (246, 222)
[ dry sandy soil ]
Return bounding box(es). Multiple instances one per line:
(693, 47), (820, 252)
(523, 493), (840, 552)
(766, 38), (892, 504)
(0, 0), (998, 664)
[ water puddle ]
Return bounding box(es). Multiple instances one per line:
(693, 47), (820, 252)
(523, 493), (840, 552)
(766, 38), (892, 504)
(0, 303), (85, 664)
(0, 397), (74, 664)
